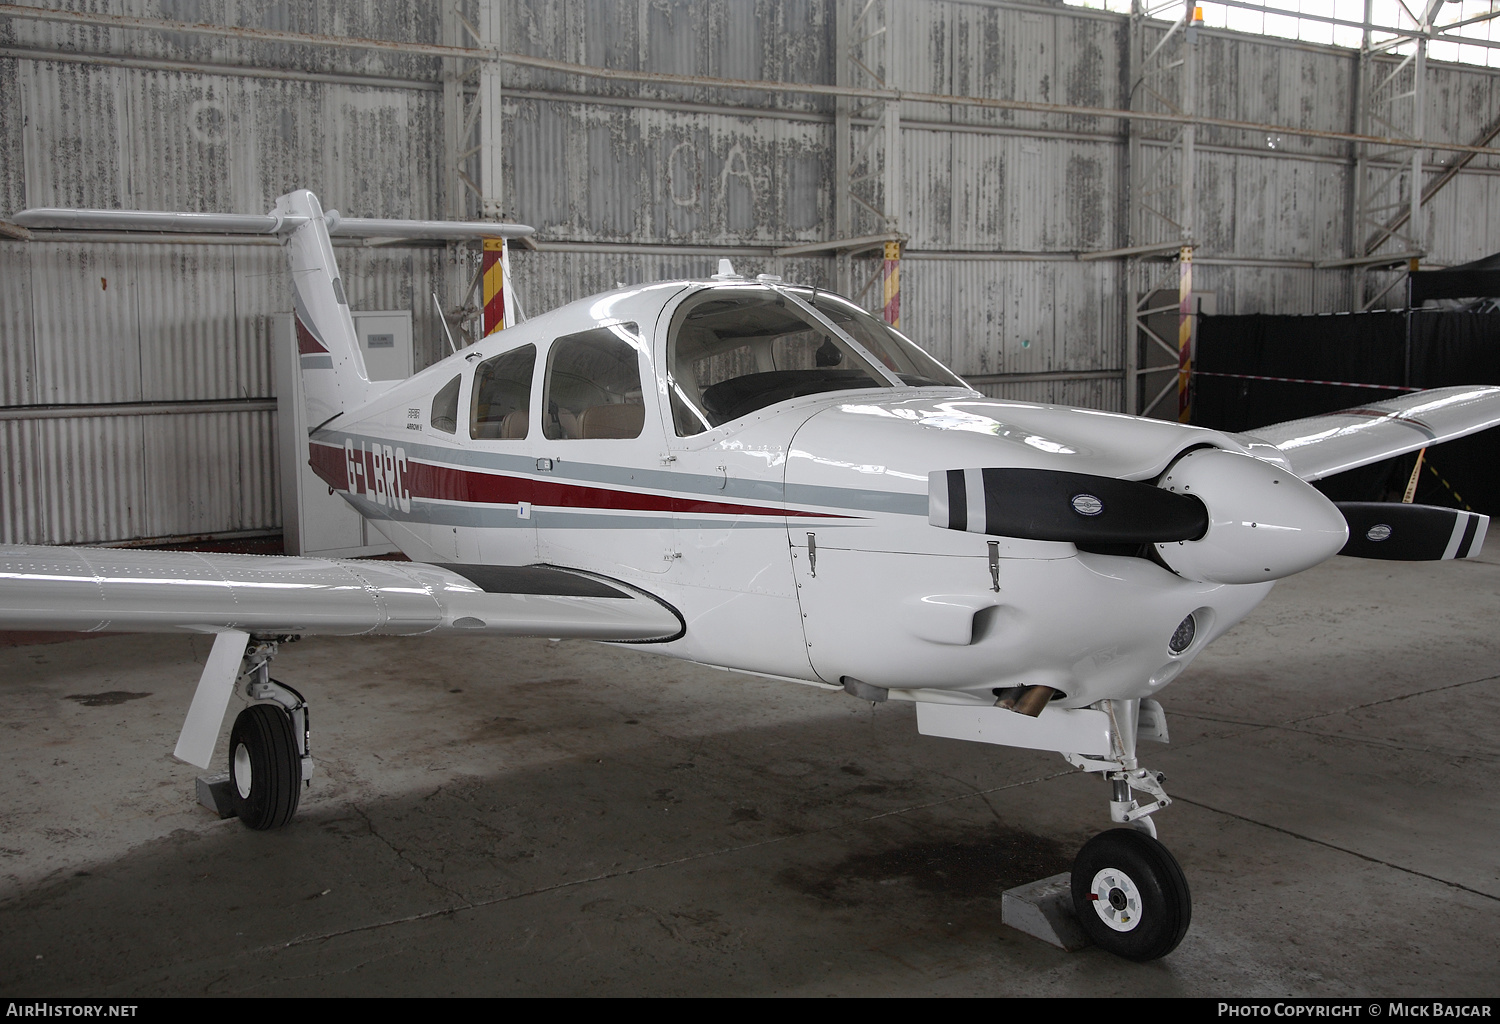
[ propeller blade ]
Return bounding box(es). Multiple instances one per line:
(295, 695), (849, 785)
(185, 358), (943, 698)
(929, 468), (1208, 545)
(1336, 502), (1489, 560)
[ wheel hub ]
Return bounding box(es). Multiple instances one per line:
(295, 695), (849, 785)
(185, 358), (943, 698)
(234, 742), (253, 799)
(1088, 868), (1143, 932)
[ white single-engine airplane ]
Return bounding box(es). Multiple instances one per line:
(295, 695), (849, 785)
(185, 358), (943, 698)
(5, 190), (1499, 961)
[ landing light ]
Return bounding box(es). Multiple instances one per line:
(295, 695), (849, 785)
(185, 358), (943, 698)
(1168, 614), (1196, 655)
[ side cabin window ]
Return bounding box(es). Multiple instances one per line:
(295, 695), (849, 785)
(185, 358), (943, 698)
(543, 324), (646, 440)
(470, 344), (536, 439)
(430, 374), (460, 434)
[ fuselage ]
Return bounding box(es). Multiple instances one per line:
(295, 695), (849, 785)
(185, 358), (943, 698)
(306, 278), (1313, 709)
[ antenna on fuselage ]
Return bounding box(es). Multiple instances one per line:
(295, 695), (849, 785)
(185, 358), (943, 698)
(432, 291), (459, 355)
(711, 258), (742, 280)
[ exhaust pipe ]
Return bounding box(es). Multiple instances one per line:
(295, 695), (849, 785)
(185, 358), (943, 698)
(998, 684), (1055, 717)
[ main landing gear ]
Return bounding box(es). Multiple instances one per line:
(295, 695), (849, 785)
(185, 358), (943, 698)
(226, 638), (312, 830)
(1064, 698), (1191, 961)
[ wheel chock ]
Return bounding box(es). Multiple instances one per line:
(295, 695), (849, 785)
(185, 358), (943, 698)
(195, 772), (238, 819)
(1001, 873), (1091, 951)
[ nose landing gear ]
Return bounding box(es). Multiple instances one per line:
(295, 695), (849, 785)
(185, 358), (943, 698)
(1064, 697), (1191, 960)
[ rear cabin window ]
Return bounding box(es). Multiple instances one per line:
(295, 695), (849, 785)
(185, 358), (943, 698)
(543, 324), (645, 440)
(470, 344), (536, 439)
(430, 375), (460, 434)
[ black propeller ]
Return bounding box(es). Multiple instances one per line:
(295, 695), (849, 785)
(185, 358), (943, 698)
(929, 468), (1208, 545)
(1335, 502), (1489, 561)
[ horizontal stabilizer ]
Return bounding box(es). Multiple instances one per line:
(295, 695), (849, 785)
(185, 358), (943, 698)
(929, 468), (1208, 544)
(0, 546), (682, 642)
(1336, 503), (1489, 561)
(14, 194), (538, 430)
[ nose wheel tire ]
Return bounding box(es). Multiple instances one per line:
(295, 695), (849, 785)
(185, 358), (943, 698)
(228, 703), (302, 830)
(1071, 827), (1191, 961)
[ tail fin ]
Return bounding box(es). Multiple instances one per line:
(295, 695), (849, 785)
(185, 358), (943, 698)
(13, 191), (538, 429)
(274, 190), (372, 429)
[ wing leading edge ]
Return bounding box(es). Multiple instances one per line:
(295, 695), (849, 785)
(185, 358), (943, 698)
(0, 546), (682, 642)
(1243, 385), (1500, 482)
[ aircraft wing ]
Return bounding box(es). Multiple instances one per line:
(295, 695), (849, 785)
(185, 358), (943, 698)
(0, 546), (682, 642)
(1243, 385), (1500, 482)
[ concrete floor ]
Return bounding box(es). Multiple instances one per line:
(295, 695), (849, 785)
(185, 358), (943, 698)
(1, 542), (1497, 997)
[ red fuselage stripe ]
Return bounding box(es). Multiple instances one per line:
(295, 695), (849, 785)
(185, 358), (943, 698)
(309, 442), (349, 489)
(308, 441), (845, 519)
(295, 315), (330, 355)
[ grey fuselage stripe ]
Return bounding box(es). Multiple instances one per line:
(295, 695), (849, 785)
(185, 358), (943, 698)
(315, 429), (926, 517)
(349, 494), (794, 532)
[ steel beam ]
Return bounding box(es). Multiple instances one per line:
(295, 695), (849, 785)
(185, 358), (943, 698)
(3, 4), (1496, 160)
(479, 0), (504, 222)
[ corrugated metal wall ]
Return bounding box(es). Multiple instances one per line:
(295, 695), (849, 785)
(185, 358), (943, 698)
(507, 101), (831, 245)
(2, 239), (282, 543)
(2, 0), (1499, 544)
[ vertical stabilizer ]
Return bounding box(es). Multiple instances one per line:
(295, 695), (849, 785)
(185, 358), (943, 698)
(274, 190), (371, 428)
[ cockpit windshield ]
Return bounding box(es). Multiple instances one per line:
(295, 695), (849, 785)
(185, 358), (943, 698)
(802, 289), (967, 391)
(666, 285), (967, 436)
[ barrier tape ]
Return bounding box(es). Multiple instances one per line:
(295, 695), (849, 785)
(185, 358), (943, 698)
(1191, 370), (1421, 393)
(1425, 459), (1472, 511)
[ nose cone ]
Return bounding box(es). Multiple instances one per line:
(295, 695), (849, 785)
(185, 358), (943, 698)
(1154, 449), (1349, 584)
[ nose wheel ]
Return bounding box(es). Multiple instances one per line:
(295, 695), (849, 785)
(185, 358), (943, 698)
(1071, 827), (1191, 961)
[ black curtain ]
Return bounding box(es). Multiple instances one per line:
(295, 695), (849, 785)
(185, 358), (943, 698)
(1193, 311), (1500, 515)
(1410, 249), (1500, 304)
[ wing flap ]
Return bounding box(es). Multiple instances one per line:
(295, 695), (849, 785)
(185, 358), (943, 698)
(0, 547), (681, 642)
(1245, 385), (1500, 481)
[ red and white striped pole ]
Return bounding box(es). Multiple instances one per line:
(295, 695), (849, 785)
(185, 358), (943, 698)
(1177, 244), (1194, 423)
(481, 237), (512, 337)
(882, 240), (901, 329)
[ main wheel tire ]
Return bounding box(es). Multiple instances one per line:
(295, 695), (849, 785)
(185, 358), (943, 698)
(1071, 827), (1191, 961)
(228, 703), (302, 830)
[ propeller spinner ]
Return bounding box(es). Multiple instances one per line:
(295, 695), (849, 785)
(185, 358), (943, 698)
(929, 447), (1352, 585)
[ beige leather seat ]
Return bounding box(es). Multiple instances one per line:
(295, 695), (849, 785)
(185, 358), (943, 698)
(576, 402), (644, 439)
(499, 409), (528, 439)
